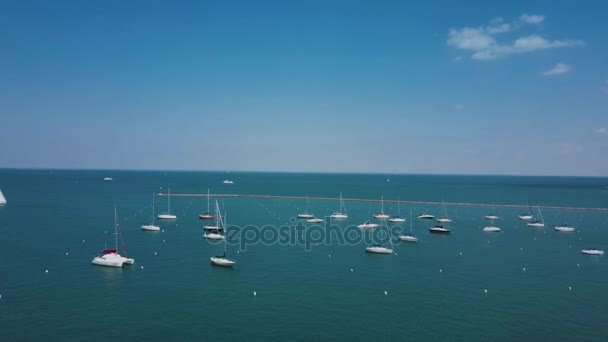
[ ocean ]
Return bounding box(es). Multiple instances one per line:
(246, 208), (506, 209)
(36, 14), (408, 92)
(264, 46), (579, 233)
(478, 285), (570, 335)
(0, 169), (607, 341)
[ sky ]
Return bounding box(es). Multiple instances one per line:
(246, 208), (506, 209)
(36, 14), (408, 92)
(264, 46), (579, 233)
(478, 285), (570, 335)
(1, 0), (607, 176)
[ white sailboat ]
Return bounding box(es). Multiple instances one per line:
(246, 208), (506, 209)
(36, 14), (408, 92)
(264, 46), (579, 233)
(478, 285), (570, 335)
(103, 177), (113, 181)
(389, 196), (406, 223)
(223, 180), (234, 184)
(399, 209), (418, 242)
(141, 193), (160, 231)
(358, 220), (379, 229)
(417, 213), (435, 220)
(555, 224), (575, 232)
(0, 188), (6, 205)
(518, 200), (534, 220)
(199, 189), (216, 220)
(306, 217), (324, 223)
(436, 200), (452, 223)
(527, 206), (545, 227)
(373, 196), (390, 219)
(157, 188), (177, 219)
(581, 249), (604, 255)
(92, 206), (135, 267)
(297, 194), (314, 219)
(204, 200), (225, 238)
(366, 219), (394, 254)
(483, 226), (502, 232)
(330, 193), (348, 219)
(210, 213), (235, 267)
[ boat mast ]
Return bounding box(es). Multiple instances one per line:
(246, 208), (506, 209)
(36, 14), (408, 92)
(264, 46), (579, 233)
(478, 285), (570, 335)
(381, 195), (384, 213)
(409, 209), (413, 233)
(397, 196), (400, 216)
(114, 205), (118, 251)
(306, 194), (310, 214)
(207, 188), (210, 213)
(152, 193), (155, 224)
(167, 187), (171, 214)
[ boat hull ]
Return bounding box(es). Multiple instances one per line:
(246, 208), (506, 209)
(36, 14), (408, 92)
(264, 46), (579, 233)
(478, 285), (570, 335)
(373, 214), (389, 219)
(518, 215), (533, 220)
(555, 226), (575, 232)
(330, 214), (348, 219)
(430, 227), (451, 234)
(141, 224), (160, 231)
(418, 215), (434, 220)
(204, 233), (225, 240)
(581, 250), (604, 255)
(358, 224), (379, 229)
(437, 218), (452, 223)
(366, 246), (393, 254)
(484, 215), (500, 220)
(210, 257), (236, 266)
(157, 214), (176, 220)
(306, 218), (324, 223)
(297, 214), (314, 219)
(388, 217), (406, 223)
(483, 226), (502, 232)
(199, 214), (215, 220)
(527, 223), (545, 227)
(91, 253), (134, 267)
(399, 235), (418, 242)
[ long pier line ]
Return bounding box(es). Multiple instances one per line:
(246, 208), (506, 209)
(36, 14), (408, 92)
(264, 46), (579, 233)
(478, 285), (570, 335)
(157, 193), (608, 212)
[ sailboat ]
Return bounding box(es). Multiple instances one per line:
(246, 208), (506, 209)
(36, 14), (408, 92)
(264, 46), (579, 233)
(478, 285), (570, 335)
(157, 187), (177, 219)
(484, 206), (500, 220)
(0, 188), (6, 205)
(223, 179), (234, 184)
(436, 200), (452, 223)
(199, 189), (216, 220)
(306, 217), (324, 223)
(389, 196), (406, 222)
(141, 193), (160, 231)
(518, 200), (534, 220)
(210, 213), (236, 267)
(330, 193), (348, 219)
(581, 249), (604, 255)
(417, 213), (435, 220)
(555, 224), (575, 232)
(358, 220), (379, 229)
(527, 206), (545, 227)
(92, 206), (135, 267)
(373, 196), (390, 219)
(204, 200), (225, 240)
(366, 219), (394, 254)
(399, 209), (418, 242)
(297, 194), (314, 219)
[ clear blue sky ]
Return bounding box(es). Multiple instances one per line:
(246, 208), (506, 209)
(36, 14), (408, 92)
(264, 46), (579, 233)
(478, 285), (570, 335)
(1, 0), (607, 176)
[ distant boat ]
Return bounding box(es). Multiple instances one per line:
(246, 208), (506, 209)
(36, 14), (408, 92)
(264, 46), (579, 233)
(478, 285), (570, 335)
(0, 188), (6, 205)
(555, 224), (575, 232)
(373, 196), (390, 219)
(297, 194), (314, 219)
(399, 209), (418, 242)
(358, 221), (379, 229)
(210, 213), (235, 267)
(306, 217), (324, 223)
(436, 200), (452, 223)
(482, 226), (502, 232)
(92, 206), (135, 267)
(518, 200), (534, 220)
(223, 180), (234, 184)
(389, 196), (406, 223)
(581, 249), (604, 255)
(103, 177), (113, 181)
(418, 214), (435, 220)
(366, 219), (393, 254)
(430, 224), (451, 234)
(157, 187), (177, 220)
(141, 193), (160, 231)
(527, 206), (545, 227)
(204, 200), (225, 233)
(199, 189), (216, 220)
(484, 215), (500, 220)
(330, 193), (348, 219)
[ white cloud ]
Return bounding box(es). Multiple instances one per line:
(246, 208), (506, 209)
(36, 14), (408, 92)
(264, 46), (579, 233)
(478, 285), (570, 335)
(596, 128), (607, 134)
(447, 15), (584, 61)
(521, 14), (545, 25)
(541, 63), (571, 76)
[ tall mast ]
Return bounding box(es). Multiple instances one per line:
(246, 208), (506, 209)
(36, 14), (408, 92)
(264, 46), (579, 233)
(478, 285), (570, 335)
(207, 188), (210, 212)
(152, 193), (155, 223)
(114, 205), (118, 251)
(381, 196), (384, 213)
(167, 188), (171, 214)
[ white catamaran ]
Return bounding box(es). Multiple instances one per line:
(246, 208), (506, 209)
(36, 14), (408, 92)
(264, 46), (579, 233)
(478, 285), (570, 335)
(92, 206), (135, 267)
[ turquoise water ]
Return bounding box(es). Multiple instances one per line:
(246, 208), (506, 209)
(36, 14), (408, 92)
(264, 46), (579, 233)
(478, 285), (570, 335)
(1, 169), (607, 341)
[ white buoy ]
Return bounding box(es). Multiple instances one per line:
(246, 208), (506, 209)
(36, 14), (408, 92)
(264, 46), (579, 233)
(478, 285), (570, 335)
(523, 267), (526, 272)
(329, 254), (331, 258)
(568, 286), (572, 291)
(484, 289), (488, 294)
(45, 269), (48, 273)
(162, 230), (165, 233)
(384, 290), (388, 296)
(520, 247), (523, 251)
(459, 252), (462, 256)
(350, 268), (354, 272)
(253, 291), (257, 296)
(82, 239), (85, 243)
(577, 263), (580, 268)
(163, 239), (166, 243)
(439, 269), (443, 273)
(140, 266), (144, 269)
(65, 252), (69, 256)
(154, 252), (157, 255)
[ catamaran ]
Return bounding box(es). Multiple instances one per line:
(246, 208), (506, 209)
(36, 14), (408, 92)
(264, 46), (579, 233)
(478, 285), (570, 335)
(330, 193), (348, 219)
(210, 213), (235, 266)
(436, 200), (452, 223)
(373, 196), (390, 219)
(399, 209), (418, 242)
(199, 189), (215, 220)
(366, 219), (394, 254)
(92, 206), (135, 267)
(0, 188), (6, 205)
(389, 196), (406, 222)
(527, 206), (545, 227)
(297, 194), (314, 219)
(141, 193), (160, 231)
(157, 187), (177, 219)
